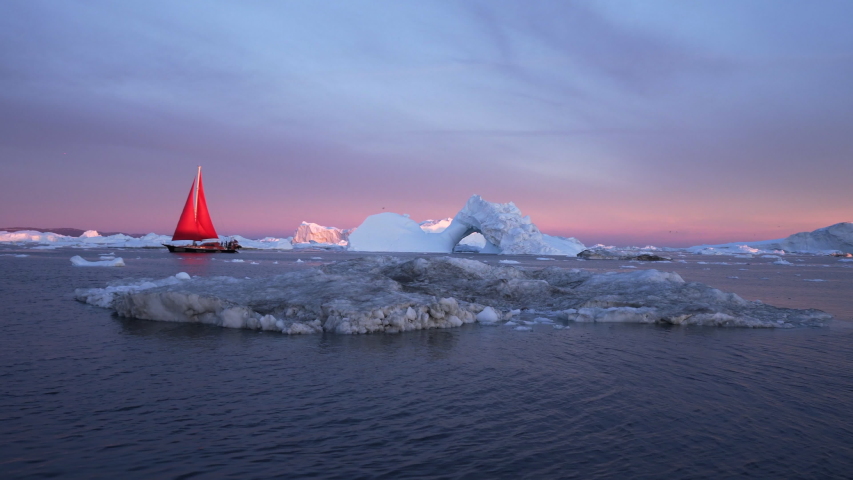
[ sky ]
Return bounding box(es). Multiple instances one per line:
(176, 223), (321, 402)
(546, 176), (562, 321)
(1, 0), (851, 246)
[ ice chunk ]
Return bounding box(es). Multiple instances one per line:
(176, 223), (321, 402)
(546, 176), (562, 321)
(70, 255), (125, 267)
(475, 306), (500, 323)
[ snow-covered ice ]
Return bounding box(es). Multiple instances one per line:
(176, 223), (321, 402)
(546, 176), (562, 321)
(229, 235), (293, 250)
(0, 229), (295, 250)
(348, 213), (455, 253)
(578, 245), (675, 261)
(475, 306), (501, 324)
(76, 256), (831, 334)
(348, 195), (585, 256)
(70, 255), (125, 267)
(419, 218), (454, 233)
(687, 222), (853, 255)
(292, 222), (351, 246)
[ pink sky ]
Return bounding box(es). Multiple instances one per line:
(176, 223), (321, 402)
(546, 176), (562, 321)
(1, 2), (851, 247)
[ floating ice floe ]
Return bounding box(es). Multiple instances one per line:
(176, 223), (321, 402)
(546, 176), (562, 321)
(577, 245), (673, 261)
(75, 256), (831, 335)
(70, 255), (125, 267)
(76, 272), (191, 307)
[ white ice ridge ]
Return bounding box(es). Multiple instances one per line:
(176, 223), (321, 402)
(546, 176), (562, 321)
(348, 195), (585, 255)
(0, 230), (294, 250)
(75, 256), (831, 335)
(70, 255), (125, 267)
(687, 222), (853, 255)
(291, 222), (352, 245)
(76, 272), (192, 307)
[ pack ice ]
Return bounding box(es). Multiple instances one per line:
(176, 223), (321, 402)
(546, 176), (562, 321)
(348, 195), (585, 255)
(75, 256), (830, 334)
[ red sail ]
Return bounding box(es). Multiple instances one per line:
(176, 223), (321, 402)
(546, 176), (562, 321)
(194, 169), (218, 240)
(171, 168), (219, 241)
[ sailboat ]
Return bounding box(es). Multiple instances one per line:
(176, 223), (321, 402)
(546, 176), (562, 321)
(163, 166), (240, 253)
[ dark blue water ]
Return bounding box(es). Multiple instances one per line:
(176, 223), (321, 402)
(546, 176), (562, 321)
(2, 248), (853, 479)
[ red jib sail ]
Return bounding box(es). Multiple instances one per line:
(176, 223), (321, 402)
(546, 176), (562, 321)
(172, 167), (219, 241)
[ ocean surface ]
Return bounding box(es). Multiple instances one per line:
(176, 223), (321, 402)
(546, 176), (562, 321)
(2, 247), (853, 479)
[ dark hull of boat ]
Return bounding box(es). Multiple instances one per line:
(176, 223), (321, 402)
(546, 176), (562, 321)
(164, 244), (238, 254)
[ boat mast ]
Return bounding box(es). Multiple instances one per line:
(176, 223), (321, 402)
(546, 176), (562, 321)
(194, 166), (200, 221)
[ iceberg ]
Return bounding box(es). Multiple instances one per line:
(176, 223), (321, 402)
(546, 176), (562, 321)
(292, 222), (352, 245)
(348, 195), (585, 255)
(779, 222), (853, 254)
(0, 230), (75, 244)
(419, 218), (453, 233)
(76, 256), (830, 334)
(348, 213), (457, 253)
(230, 235), (293, 250)
(417, 219), (489, 252)
(688, 222), (853, 255)
(1, 230), (172, 248)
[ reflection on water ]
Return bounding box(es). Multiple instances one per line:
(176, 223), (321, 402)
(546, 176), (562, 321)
(169, 252), (218, 276)
(1, 247), (853, 479)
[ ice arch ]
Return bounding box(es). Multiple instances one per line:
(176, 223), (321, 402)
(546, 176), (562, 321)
(347, 195), (585, 255)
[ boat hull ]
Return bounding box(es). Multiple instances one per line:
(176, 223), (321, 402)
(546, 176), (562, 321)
(164, 244), (238, 254)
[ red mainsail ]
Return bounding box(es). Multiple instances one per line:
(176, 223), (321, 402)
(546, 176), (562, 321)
(172, 167), (219, 241)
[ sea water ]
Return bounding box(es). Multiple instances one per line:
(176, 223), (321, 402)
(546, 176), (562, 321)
(2, 248), (852, 478)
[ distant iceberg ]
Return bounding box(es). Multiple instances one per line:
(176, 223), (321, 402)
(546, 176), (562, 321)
(0, 229), (295, 250)
(229, 235), (293, 250)
(76, 256), (830, 335)
(292, 222), (352, 246)
(688, 222), (853, 255)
